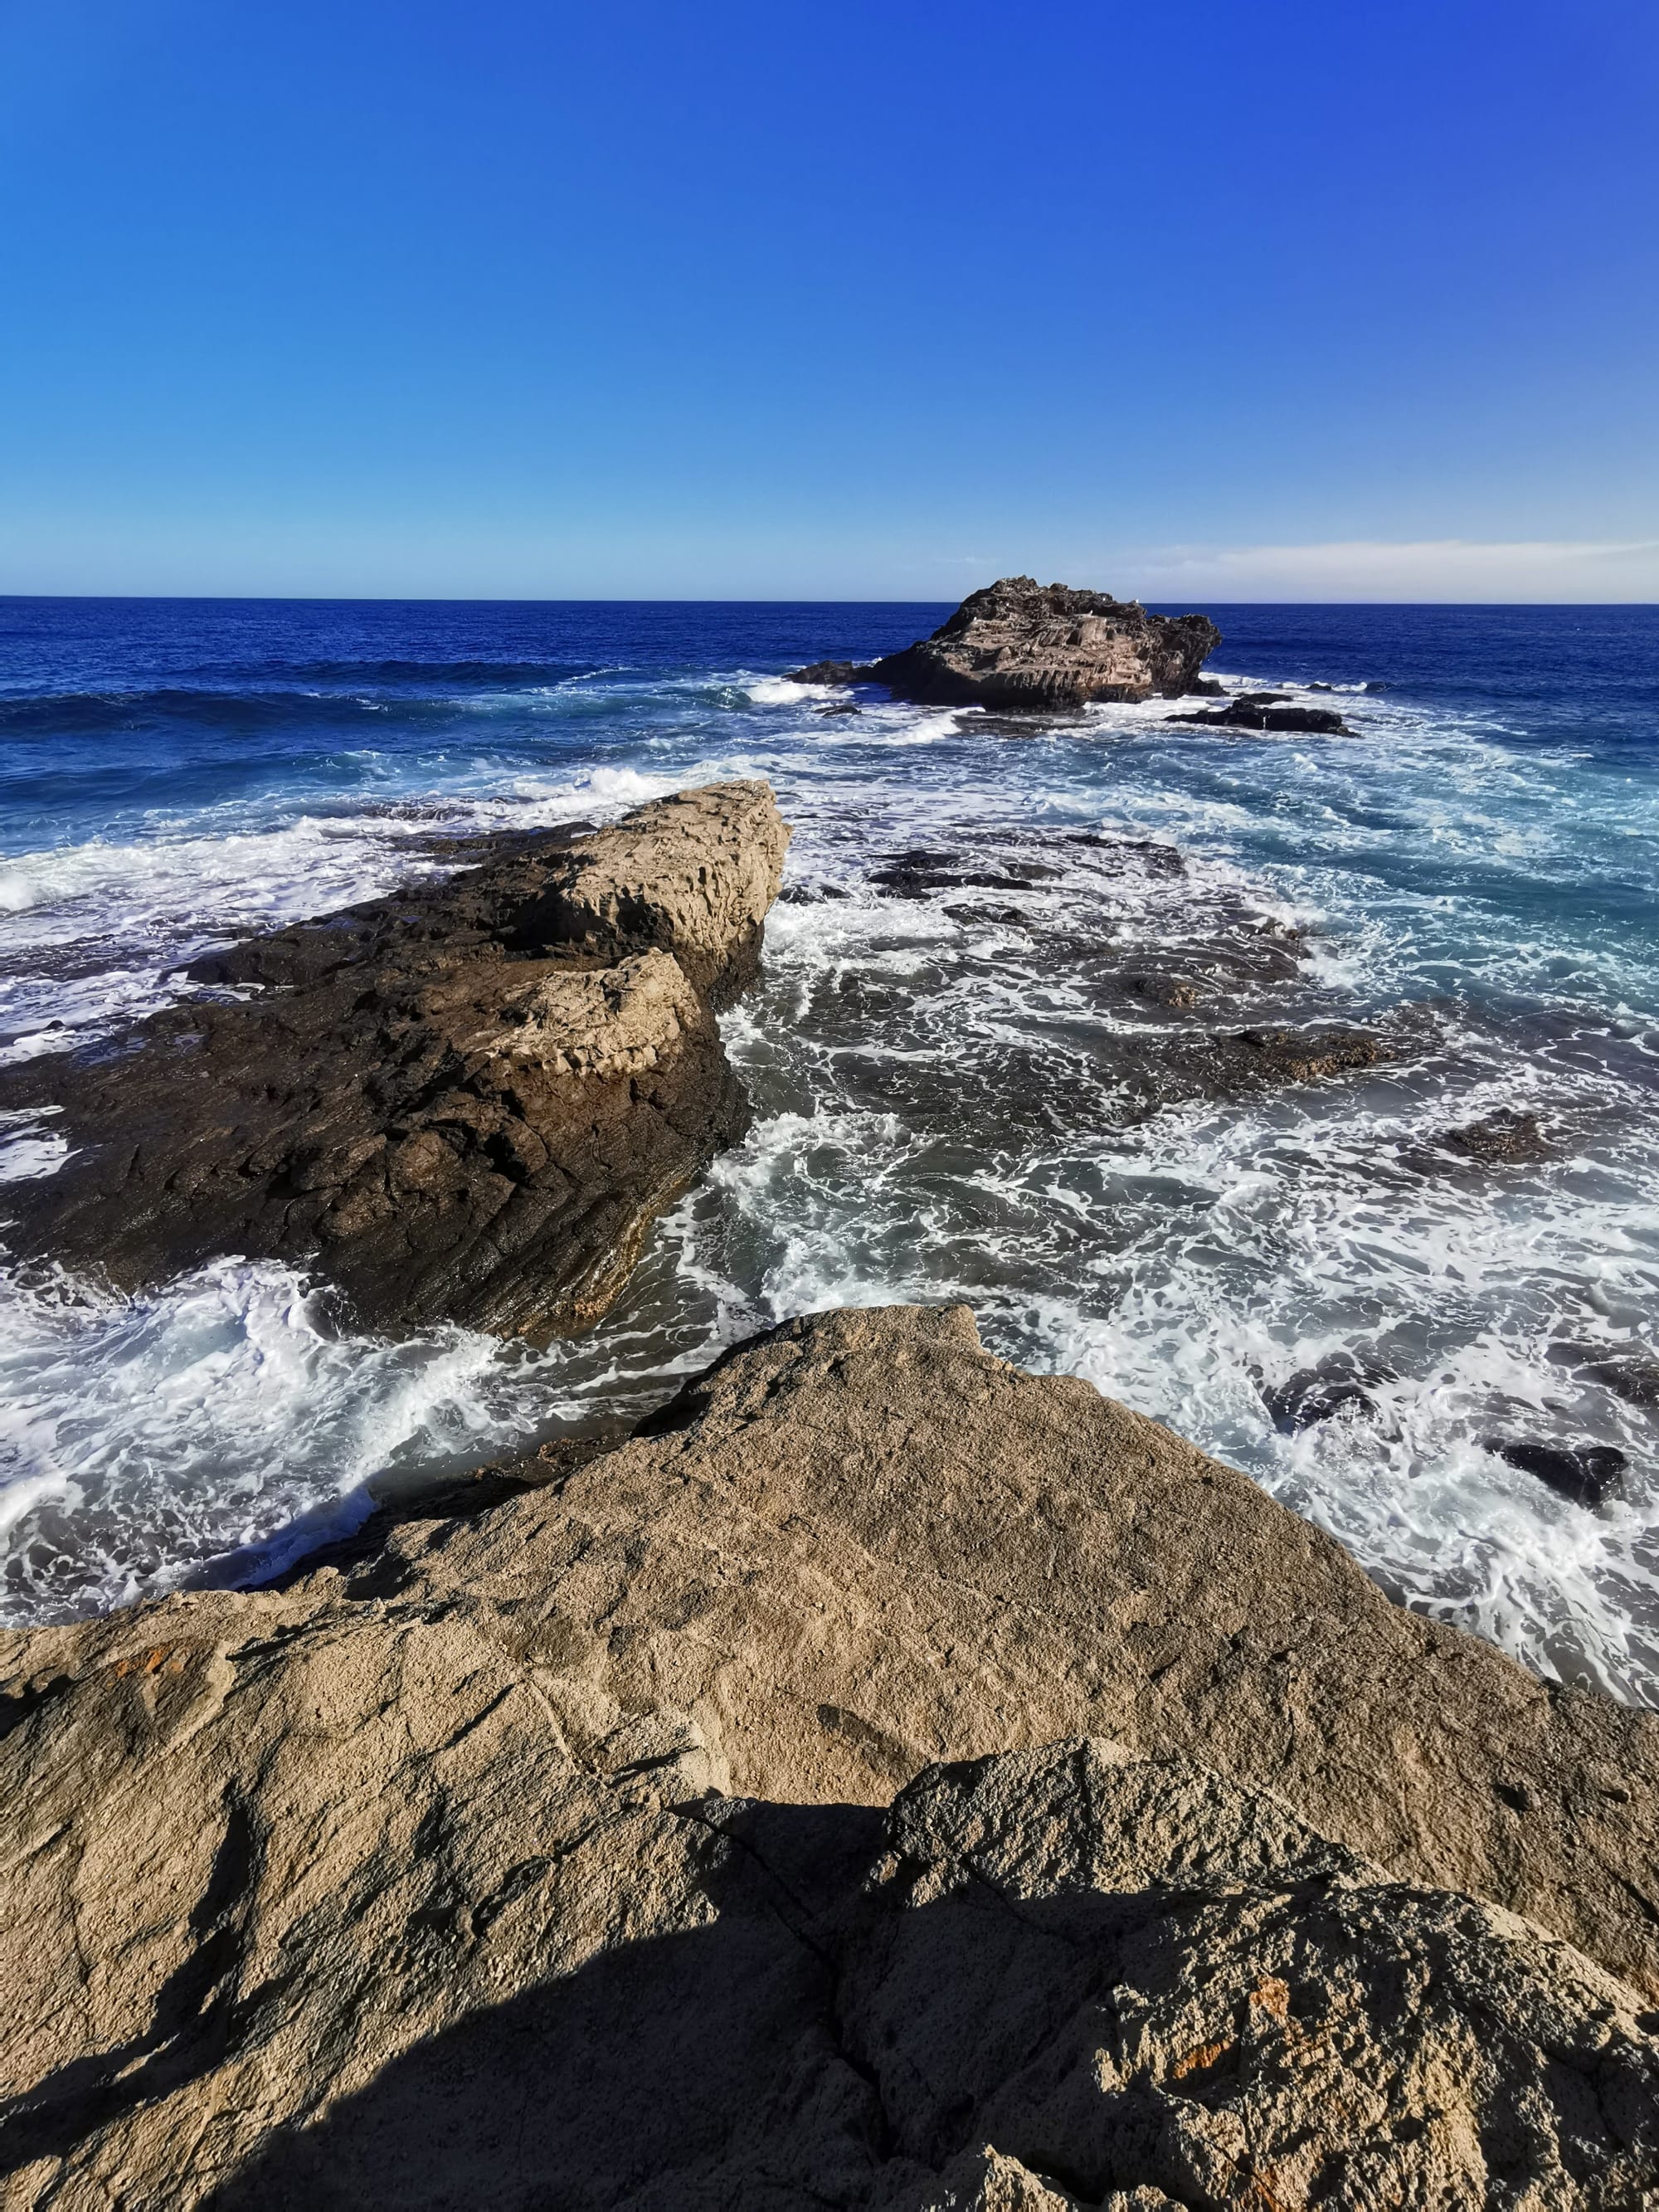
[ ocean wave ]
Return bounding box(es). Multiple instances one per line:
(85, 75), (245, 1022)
(0, 1259), (574, 1625)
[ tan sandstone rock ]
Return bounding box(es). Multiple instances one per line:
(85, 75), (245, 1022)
(323, 1303), (1659, 1999)
(481, 946), (702, 1079)
(522, 777), (792, 996)
(3, 1307), (1658, 2208)
(791, 581), (1222, 709)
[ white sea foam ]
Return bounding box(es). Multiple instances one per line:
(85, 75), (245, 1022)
(746, 675), (830, 704)
(0, 1258), (592, 1622)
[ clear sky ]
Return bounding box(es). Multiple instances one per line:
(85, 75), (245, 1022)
(2, 0), (1655, 601)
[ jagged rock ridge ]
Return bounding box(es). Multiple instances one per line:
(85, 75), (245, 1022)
(0, 782), (790, 1337)
(791, 578), (1221, 709)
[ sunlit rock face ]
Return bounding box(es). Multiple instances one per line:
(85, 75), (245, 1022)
(857, 577), (1223, 708)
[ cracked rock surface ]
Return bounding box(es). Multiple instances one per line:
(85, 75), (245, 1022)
(2, 1306), (1658, 2208)
(0, 782), (790, 1336)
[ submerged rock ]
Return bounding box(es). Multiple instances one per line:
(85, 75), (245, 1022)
(1550, 1339), (1659, 1410)
(1258, 1347), (1397, 1434)
(790, 579), (1221, 709)
(3, 1306), (1658, 2207)
(0, 782), (790, 1337)
(1217, 1024), (1389, 1084)
(1493, 1436), (1629, 1508)
(1437, 1106), (1555, 1164)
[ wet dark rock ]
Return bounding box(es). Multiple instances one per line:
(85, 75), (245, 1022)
(786, 658), (868, 685)
(872, 850), (1063, 899)
(1222, 1025), (1390, 1083)
(943, 904), (1029, 927)
(1063, 833), (1186, 877)
(1165, 698), (1350, 735)
(1491, 1438), (1629, 1508)
(779, 881), (851, 905)
(1124, 973), (1202, 1009)
(798, 578), (1221, 711)
(1438, 1108), (1554, 1164)
(1258, 1349), (1398, 1434)
(0, 784), (791, 1338)
(1548, 1341), (1659, 1410)
(815, 701), (863, 717)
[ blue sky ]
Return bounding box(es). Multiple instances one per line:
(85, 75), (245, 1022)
(1, 0), (1655, 600)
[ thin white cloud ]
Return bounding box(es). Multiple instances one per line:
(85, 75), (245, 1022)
(1122, 538), (1659, 602)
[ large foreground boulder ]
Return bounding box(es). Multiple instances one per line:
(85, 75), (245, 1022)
(1, 1620), (1654, 2212)
(320, 1304), (1659, 1997)
(792, 580), (1220, 709)
(3, 1307), (1659, 2205)
(0, 782), (790, 1336)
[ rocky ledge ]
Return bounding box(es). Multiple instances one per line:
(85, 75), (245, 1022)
(3, 1305), (1656, 2208)
(0, 782), (790, 1336)
(791, 577), (1221, 709)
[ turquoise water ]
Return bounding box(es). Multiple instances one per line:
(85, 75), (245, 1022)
(2, 598), (1656, 1703)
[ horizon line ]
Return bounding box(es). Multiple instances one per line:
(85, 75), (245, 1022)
(2, 592), (1657, 610)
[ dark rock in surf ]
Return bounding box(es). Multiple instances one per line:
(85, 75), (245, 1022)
(1165, 696), (1351, 735)
(0, 783), (790, 1338)
(870, 849), (1062, 899)
(1259, 1348), (1398, 1434)
(1222, 1025), (1389, 1084)
(1124, 972), (1202, 1008)
(1438, 1108), (1554, 1165)
(1491, 1438), (1628, 1510)
(1548, 1341), (1659, 1410)
(787, 658), (868, 686)
(791, 577), (1221, 709)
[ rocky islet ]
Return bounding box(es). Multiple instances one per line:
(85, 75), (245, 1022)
(790, 577), (1222, 709)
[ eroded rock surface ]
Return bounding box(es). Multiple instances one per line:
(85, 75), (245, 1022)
(0, 783), (789, 1335)
(791, 580), (1220, 709)
(3, 1305), (1659, 2205)
(323, 1304), (1659, 1995)
(1, 1630), (1654, 2212)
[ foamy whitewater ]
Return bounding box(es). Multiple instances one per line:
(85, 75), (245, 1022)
(2, 598), (1656, 1703)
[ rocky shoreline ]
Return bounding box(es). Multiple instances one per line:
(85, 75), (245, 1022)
(2, 594), (1657, 2207)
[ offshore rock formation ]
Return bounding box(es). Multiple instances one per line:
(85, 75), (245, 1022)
(2, 1307), (1657, 2208)
(0, 782), (790, 1336)
(1165, 695), (1351, 736)
(791, 579), (1221, 709)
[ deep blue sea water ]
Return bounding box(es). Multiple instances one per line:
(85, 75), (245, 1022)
(2, 597), (1657, 1703)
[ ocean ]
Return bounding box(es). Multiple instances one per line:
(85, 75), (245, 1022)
(2, 596), (1656, 1705)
